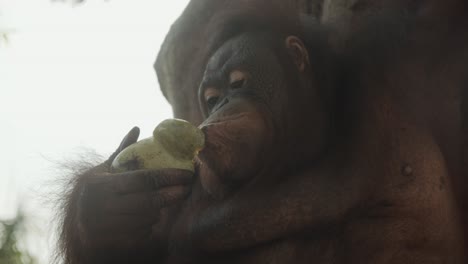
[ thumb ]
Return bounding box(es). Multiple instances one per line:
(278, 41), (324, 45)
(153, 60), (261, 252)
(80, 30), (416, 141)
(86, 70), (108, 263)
(117, 126), (140, 152)
(106, 126), (140, 165)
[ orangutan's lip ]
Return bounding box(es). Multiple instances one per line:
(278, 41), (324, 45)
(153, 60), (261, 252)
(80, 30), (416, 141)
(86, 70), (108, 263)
(198, 113), (250, 129)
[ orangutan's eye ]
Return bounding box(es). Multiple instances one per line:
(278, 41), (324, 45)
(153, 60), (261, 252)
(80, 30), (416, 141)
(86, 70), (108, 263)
(206, 96), (220, 110)
(229, 70), (247, 89)
(204, 87), (222, 111)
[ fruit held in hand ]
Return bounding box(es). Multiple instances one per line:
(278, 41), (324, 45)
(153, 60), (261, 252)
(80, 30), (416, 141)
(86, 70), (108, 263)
(111, 119), (205, 172)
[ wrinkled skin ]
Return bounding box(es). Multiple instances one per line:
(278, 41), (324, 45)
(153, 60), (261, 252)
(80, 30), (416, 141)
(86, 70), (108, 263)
(58, 0), (468, 263)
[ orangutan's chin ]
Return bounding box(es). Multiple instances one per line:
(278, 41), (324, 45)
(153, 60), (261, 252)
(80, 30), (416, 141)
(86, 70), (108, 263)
(196, 111), (272, 199)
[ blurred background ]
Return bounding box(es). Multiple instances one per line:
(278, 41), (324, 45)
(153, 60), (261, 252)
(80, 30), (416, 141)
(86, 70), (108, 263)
(0, 0), (189, 263)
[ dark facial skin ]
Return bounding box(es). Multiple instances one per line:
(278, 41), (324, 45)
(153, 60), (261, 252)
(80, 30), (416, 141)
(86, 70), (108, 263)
(193, 32), (331, 199)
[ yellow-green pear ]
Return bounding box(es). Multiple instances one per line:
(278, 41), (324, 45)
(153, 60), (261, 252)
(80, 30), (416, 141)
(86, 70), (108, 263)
(111, 119), (205, 172)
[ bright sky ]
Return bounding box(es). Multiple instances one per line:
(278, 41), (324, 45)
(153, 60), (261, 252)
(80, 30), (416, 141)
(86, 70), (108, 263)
(0, 0), (189, 262)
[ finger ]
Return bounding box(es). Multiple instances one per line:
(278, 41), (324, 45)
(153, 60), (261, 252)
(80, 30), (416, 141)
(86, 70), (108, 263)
(103, 192), (154, 215)
(111, 169), (194, 194)
(87, 212), (157, 232)
(118, 126), (140, 151)
(88, 226), (151, 250)
(152, 185), (192, 208)
(105, 126), (140, 165)
(103, 185), (191, 215)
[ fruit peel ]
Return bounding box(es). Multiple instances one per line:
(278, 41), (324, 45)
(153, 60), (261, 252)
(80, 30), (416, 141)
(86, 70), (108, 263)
(111, 119), (205, 172)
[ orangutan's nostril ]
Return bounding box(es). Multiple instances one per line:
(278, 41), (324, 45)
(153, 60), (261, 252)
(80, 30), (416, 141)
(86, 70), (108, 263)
(401, 164), (413, 176)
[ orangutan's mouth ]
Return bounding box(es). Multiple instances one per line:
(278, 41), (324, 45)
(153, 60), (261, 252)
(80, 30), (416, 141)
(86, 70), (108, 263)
(198, 113), (250, 128)
(194, 113), (256, 198)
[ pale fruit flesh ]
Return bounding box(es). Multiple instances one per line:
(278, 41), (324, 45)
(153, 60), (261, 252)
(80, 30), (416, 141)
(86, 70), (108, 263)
(111, 119), (205, 172)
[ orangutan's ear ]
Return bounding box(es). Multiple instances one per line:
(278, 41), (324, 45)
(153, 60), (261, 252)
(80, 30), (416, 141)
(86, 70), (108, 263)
(285, 35), (310, 72)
